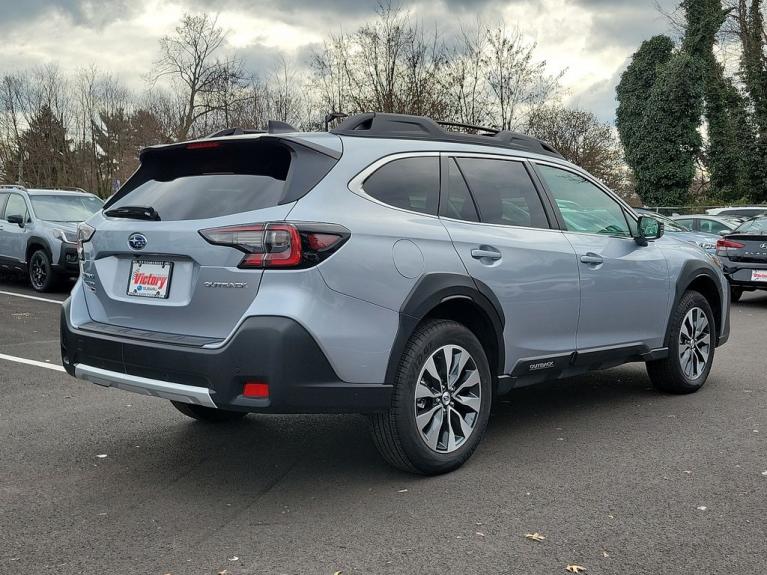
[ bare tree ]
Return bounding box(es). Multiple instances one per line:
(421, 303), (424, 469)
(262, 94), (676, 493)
(152, 13), (245, 139)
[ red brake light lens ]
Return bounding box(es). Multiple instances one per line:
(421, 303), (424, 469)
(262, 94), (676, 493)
(186, 141), (221, 150)
(716, 238), (745, 255)
(199, 222), (349, 269)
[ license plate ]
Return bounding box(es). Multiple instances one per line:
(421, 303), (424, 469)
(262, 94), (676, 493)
(751, 270), (767, 282)
(127, 260), (173, 298)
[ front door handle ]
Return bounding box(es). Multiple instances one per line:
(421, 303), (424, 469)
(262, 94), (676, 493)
(580, 253), (604, 265)
(471, 248), (502, 261)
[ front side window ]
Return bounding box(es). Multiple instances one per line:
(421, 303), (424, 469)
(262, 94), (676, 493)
(4, 194), (28, 222)
(456, 158), (549, 228)
(363, 157), (440, 216)
(675, 218), (694, 230)
(537, 165), (631, 237)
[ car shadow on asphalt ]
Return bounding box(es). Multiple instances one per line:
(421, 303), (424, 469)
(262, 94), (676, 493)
(101, 365), (657, 488)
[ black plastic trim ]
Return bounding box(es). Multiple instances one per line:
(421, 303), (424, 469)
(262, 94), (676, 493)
(385, 273), (505, 384)
(61, 301), (391, 414)
(672, 262), (728, 347)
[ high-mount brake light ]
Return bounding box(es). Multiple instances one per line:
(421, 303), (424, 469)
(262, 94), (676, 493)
(716, 238), (745, 256)
(186, 141), (221, 150)
(199, 222), (349, 269)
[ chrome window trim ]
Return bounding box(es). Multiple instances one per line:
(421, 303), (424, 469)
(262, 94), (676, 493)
(348, 151), (442, 219)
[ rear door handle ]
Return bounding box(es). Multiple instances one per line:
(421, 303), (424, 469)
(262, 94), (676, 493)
(471, 248), (502, 261)
(580, 253), (604, 265)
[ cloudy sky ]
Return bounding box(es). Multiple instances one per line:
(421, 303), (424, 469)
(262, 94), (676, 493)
(0, 0), (679, 122)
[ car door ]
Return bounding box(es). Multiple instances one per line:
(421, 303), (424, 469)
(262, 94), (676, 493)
(0, 193), (29, 263)
(0, 192), (9, 260)
(439, 154), (581, 377)
(532, 163), (670, 353)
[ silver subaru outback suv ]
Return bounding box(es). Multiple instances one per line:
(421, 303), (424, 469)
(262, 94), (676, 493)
(61, 114), (730, 475)
(0, 186), (103, 291)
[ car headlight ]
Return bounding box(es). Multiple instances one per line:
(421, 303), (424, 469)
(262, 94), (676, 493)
(52, 228), (78, 244)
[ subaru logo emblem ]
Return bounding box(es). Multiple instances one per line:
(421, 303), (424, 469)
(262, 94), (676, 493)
(128, 233), (147, 251)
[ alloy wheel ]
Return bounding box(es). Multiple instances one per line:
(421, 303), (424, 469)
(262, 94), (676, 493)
(678, 307), (711, 380)
(414, 345), (482, 453)
(30, 252), (48, 290)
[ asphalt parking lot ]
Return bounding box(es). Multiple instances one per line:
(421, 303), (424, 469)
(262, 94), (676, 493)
(1, 276), (766, 575)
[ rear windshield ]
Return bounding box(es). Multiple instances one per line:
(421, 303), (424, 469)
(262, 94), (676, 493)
(107, 139), (335, 221)
(734, 218), (767, 233)
(31, 195), (103, 222)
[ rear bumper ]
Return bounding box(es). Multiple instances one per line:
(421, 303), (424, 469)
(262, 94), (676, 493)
(60, 300), (392, 414)
(720, 258), (767, 290)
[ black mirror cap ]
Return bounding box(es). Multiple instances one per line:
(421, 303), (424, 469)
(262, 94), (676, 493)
(7, 214), (24, 226)
(635, 215), (664, 245)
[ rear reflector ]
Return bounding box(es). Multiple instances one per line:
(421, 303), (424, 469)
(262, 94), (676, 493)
(243, 381), (269, 398)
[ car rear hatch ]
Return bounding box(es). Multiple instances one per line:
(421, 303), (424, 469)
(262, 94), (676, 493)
(717, 233), (767, 264)
(79, 135), (340, 342)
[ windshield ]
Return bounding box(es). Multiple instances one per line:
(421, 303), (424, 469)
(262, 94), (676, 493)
(734, 217), (767, 234)
(30, 195), (103, 222)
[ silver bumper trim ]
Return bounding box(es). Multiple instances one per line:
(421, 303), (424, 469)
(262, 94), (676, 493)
(74, 364), (217, 408)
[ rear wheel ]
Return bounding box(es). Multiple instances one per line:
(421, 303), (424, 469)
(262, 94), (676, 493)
(28, 249), (59, 292)
(370, 319), (492, 475)
(171, 401), (248, 423)
(730, 287), (743, 303)
(647, 290), (715, 394)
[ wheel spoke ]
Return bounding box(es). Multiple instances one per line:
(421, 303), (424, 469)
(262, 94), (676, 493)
(453, 392), (480, 413)
(446, 410), (457, 452)
(416, 381), (439, 400)
(454, 369), (480, 395)
(423, 356), (442, 386)
(450, 406), (473, 438)
(422, 408), (444, 451)
(416, 404), (441, 431)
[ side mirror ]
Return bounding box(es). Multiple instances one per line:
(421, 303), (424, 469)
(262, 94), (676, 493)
(635, 215), (664, 246)
(7, 214), (24, 227)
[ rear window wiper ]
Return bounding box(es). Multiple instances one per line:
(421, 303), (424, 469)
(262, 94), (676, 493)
(104, 206), (161, 221)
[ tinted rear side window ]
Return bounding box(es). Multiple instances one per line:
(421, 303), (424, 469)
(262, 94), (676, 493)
(363, 157), (440, 215)
(441, 158), (479, 222)
(107, 140), (336, 221)
(456, 158), (549, 228)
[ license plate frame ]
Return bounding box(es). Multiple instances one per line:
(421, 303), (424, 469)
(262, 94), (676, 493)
(127, 260), (174, 299)
(751, 269), (767, 282)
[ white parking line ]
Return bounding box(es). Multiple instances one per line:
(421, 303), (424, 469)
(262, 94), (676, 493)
(0, 290), (63, 305)
(0, 353), (66, 372)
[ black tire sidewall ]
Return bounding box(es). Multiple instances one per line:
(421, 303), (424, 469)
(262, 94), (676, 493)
(29, 249), (54, 292)
(667, 292), (716, 389)
(393, 321), (492, 474)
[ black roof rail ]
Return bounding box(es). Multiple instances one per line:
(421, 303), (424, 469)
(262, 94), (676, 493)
(331, 112), (564, 159)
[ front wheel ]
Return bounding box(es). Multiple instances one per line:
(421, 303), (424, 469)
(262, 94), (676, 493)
(647, 290), (715, 394)
(28, 249), (59, 292)
(370, 319), (492, 475)
(171, 401), (248, 423)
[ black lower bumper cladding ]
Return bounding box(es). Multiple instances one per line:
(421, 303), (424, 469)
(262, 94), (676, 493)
(60, 300), (391, 413)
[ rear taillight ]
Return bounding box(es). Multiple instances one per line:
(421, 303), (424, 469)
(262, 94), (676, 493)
(716, 238), (745, 256)
(77, 223), (96, 260)
(199, 222), (350, 269)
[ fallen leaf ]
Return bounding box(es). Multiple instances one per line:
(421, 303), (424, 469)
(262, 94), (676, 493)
(96, 454), (108, 458)
(475, 532), (485, 537)
(228, 556), (238, 561)
(525, 532), (546, 542)
(696, 506), (707, 511)
(333, 572), (343, 575)
(397, 489), (408, 493)
(602, 551), (609, 558)
(761, 471), (767, 476)
(566, 565), (586, 573)
(218, 571), (228, 575)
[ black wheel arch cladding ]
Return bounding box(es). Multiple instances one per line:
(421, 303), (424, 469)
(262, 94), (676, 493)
(385, 273), (506, 384)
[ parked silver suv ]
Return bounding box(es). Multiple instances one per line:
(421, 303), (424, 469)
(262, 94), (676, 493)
(61, 114), (730, 474)
(0, 186), (103, 291)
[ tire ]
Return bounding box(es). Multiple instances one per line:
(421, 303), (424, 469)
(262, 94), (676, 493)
(171, 401), (248, 423)
(647, 290), (715, 394)
(730, 287), (743, 303)
(28, 248), (59, 292)
(370, 319), (492, 475)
